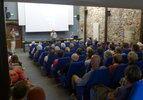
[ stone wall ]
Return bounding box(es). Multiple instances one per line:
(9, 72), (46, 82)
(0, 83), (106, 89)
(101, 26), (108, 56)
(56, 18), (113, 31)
(79, 6), (141, 43)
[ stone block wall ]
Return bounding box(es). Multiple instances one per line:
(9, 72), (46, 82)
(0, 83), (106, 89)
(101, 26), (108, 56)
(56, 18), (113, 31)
(79, 6), (141, 43)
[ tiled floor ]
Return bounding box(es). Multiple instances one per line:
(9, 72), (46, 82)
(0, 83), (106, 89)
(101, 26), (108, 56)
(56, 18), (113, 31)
(16, 49), (71, 100)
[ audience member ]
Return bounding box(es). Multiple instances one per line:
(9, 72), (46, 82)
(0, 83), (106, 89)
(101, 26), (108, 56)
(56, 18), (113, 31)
(76, 48), (83, 55)
(128, 51), (138, 65)
(65, 47), (70, 53)
(52, 50), (64, 68)
(91, 65), (142, 100)
(109, 54), (123, 75)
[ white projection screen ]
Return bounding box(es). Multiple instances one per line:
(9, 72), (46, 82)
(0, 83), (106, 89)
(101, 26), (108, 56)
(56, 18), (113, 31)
(18, 3), (74, 32)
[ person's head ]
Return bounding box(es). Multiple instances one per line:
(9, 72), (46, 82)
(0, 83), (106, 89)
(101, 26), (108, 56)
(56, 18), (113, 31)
(51, 44), (55, 48)
(125, 65), (142, 84)
(49, 49), (55, 55)
(11, 28), (15, 32)
(57, 50), (64, 58)
(44, 46), (50, 52)
(61, 43), (66, 48)
(37, 45), (42, 50)
(109, 44), (115, 51)
(11, 55), (20, 63)
(12, 80), (28, 100)
(115, 47), (122, 54)
(69, 43), (74, 49)
(90, 55), (100, 69)
(123, 43), (129, 48)
(128, 51), (138, 64)
(76, 48), (83, 55)
(55, 46), (60, 53)
(9, 70), (19, 84)
(86, 47), (92, 53)
(132, 44), (140, 52)
(86, 48), (95, 59)
(96, 47), (104, 55)
(71, 53), (79, 62)
(104, 51), (113, 60)
(65, 47), (70, 53)
(52, 30), (55, 32)
(27, 87), (46, 100)
(113, 54), (122, 64)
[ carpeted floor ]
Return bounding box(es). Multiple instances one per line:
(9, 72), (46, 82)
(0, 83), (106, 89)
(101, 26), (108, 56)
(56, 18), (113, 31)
(16, 49), (71, 100)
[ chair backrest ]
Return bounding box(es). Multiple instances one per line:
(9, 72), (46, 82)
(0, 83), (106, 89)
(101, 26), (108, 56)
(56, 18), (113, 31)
(104, 56), (113, 67)
(111, 64), (128, 88)
(87, 68), (110, 88)
(38, 52), (48, 66)
(122, 54), (128, 64)
(128, 81), (143, 100)
(35, 49), (45, 60)
(67, 61), (85, 80)
(45, 54), (57, 71)
(56, 57), (71, 71)
(123, 48), (131, 54)
(136, 51), (143, 60)
(64, 52), (73, 57)
(78, 55), (86, 61)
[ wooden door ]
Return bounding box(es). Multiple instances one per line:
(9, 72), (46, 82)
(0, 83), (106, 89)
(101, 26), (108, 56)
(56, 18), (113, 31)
(6, 20), (22, 50)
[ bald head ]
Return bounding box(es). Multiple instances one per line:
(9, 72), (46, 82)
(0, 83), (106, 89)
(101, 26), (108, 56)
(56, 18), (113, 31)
(91, 55), (101, 69)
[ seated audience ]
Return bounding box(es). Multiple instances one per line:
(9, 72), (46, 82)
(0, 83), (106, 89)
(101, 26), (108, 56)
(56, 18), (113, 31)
(59, 53), (79, 76)
(85, 48), (95, 71)
(76, 48), (83, 55)
(109, 54), (123, 75)
(65, 47), (70, 53)
(27, 87), (46, 100)
(54, 46), (61, 54)
(132, 44), (140, 52)
(34, 45), (42, 57)
(128, 51), (138, 65)
(44, 49), (55, 63)
(12, 80), (28, 100)
(9, 55), (22, 69)
(103, 51), (113, 65)
(107, 44), (115, 54)
(90, 65), (142, 100)
(71, 55), (101, 88)
(114, 47), (123, 55)
(52, 50), (64, 68)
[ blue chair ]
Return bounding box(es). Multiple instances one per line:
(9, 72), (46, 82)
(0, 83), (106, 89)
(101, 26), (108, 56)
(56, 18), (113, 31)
(111, 64), (128, 88)
(60, 61), (86, 88)
(123, 48), (131, 54)
(136, 51), (143, 60)
(51, 57), (71, 78)
(42, 43), (46, 49)
(128, 81), (143, 100)
(43, 54), (57, 74)
(30, 47), (37, 58)
(33, 49), (45, 62)
(64, 52), (73, 57)
(38, 52), (48, 66)
(122, 54), (128, 64)
(78, 55), (86, 61)
(65, 42), (70, 47)
(76, 68), (110, 100)
(104, 56), (113, 67)
(29, 44), (37, 57)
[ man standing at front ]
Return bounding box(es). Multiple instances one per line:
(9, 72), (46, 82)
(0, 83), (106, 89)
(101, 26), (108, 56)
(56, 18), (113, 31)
(50, 30), (57, 43)
(10, 28), (16, 53)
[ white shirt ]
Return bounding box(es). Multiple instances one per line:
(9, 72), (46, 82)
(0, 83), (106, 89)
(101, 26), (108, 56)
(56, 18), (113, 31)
(50, 32), (57, 39)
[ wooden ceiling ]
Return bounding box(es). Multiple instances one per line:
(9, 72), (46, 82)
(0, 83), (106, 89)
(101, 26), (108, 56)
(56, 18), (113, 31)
(4, 0), (143, 9)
